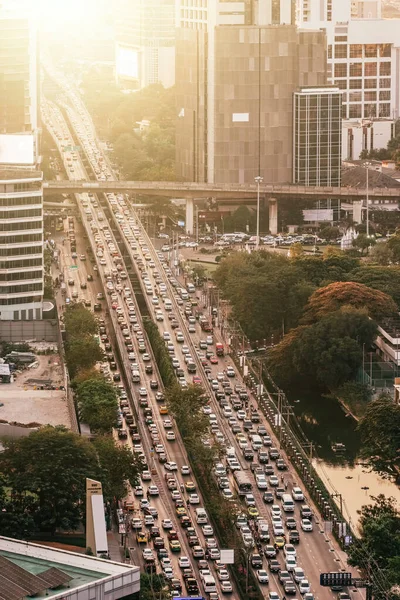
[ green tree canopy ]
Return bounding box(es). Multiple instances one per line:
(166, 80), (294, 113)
(93, 436), (142, 502)
(65, 337), (104, 379)
(0, 426), (99, 535)
(302, 281), (397, 324)
(347, 495), (400, 599)
(348, 265), (400, 307)
(357, 394), (400, 479)
(64, 303), (98, 337)
(77, 379), (119, 434)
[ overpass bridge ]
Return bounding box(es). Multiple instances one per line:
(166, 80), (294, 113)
(43, 180), (400, 234)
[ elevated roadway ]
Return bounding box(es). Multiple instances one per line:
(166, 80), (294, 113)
(43, 179), (400, 234)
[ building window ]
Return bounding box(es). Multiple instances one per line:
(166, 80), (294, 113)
(380, 78), (391, 88)
(364, 44), (378, 57)
(349, 91), (362, 102)
(337, 80), (347, 90)
(380, 62), (391, 76)
(335, 35), (347, 42)
(364, 62), (377, 76)
(379, 104), (391, 117)
(364, 91), (377, 101)
(349, 78), (362, 89)
(335, 45), (347, 58)
(349, 104), (362, 118)
(364, 104), (377, 118)
(350, 44), (362, 58)
(364, 78), (377, 89)
(350, 63), (362, 77)
(334, 63), (347, 78)
(328, 45), (332, 58)
(379, 44), (391, 57)
(379, 90), (391, 101)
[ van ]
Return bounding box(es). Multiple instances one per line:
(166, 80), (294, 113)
(132, 370), (140, 383)
(195, 508), (208, 524)
(251, 434), (262, 451)
(202, 575), (216, 593)
(187, 283), (195, 293)
(282, 493), (295, 512)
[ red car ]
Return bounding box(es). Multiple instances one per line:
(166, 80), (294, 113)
(209, 355), (218, 364)
(111, 302), (118, 309)
(192, 376), (202, 385)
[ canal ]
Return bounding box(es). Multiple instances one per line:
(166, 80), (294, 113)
(286, 385), (400, 530)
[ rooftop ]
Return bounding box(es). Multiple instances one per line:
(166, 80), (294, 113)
(341, 165), (400, 189)
(0, 536), (139, 600)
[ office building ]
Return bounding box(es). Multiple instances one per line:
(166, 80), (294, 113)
(114, 0), (175, 89)
(293, 86), (342, 186)
(175, 0), (327, 185)
(0, 2), (43, 321)
(296, 0), (400, 159)
(0, 535), (140, 600)
(0, 168), (43, 320)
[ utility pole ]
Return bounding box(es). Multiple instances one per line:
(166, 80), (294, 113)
(255, 175), (263, 249)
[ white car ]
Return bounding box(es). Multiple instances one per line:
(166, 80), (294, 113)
(181, 465), (190, 475)
(257, 570), (269, 584)
(256, 475), (268, 489)
(269, 475), (279, 486)
(299, 580), (311, 594)
(286, 556), (297, 571)
(222, 488), (234, 500)
(301, 518), (313, 532)
(131, 517), (142, 529)
(273, 522), (284, 536)
(189, 493), (200, 504)
(178, 556), (191, 569)
(148, 485), (159, 496)
(163, 566), (174, 579)
(293, 567), (306, 583)
(271, 505), (282, 517)
(162, 519), (173, 529)
(141, 470), (151, 481)
(284, 544), (297, 558)
(161, 557), (172, 569)
(220, 580), (232, 593)
(202, 525), (214, 536)
(292, 487), (304, 501)
(165, 461), (178, 471)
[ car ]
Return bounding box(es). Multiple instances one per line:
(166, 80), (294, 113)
(289, 530), (300, 544)
(185, 481), (196, 492)
(148, 485), (159, 496)
(286, 556), (297, 571)
(274, 536), (286, 549)
(300, 519), (313, 532)
(162, 519), (173, 530)
(222, 488), (234, 500)
(181, 465), (190, 476)
(164, 461), (177, 471)
(163, 566), (174, 580)
(189, 493), (200, 505)
(269, 593), (280, 600)
(292, 487), (304, 501)
(202, 525), (214, 537)
(284, 544), (297, 558)
(293, 567), (306, 583)
(264, 545), (276, 558)
(299, 580), (311, 594)
(192, 545), (205, 558)
(220, 581), (233, 593)
(268, 559), (281, 572)
(300, 505), (313, 520)
(286, 517), (297, 530)
(271, 505), (282, 517)
(263, 492), (274, 503)
(166, 431), (176, 441)
(169, 540), (181, 552)
(248, 506), (259, 518)
(257, 570), (269, 584)
(338, 593), (351, 600)
(141, 470), (151, 481)
(284, 582), (297, 595)
(278, 570), (292, 584)
(178, 556), (191, 569)
(131, 518), (142, 529)
(136, 531), (147, 543)
(269, 475), (279, 486)
(217, 569), (230, 581)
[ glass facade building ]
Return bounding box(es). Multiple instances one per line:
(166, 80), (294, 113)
(293, 87), (342, 186)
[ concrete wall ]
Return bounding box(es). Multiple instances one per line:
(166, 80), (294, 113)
(0, 319), (58, 342)
(0, 423), (38, 439)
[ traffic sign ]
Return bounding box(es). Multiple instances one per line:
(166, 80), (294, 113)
(320, 573), (352, 587)
(69, 265), (78, 269)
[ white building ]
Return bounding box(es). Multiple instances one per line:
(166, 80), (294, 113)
(114, 0), (175, 89)
(296, 0), (400, 160)
(0, 168), (43, 320)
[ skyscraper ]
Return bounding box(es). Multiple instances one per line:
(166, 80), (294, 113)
(296, 0), (400, 159)
(293, 86), (342, 186)
(0, 1), (43, 321)
(175, 0), (327, 184)
(114, 0), (175, 89)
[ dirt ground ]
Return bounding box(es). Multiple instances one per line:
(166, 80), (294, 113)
(0, 348), (71, 428)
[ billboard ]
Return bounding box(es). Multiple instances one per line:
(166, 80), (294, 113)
(116, 44), (139, 80)
(0, 134), (35, 165)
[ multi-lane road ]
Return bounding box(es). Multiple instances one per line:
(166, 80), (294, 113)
(41, 70), (356, 600)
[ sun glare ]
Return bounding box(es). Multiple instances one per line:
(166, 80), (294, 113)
(38, 0), (97, 32)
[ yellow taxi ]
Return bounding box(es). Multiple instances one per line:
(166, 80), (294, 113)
(169, 539), (181, 552)
(176, 506), (187, 517)
(248, 506), (259, 518)
(185, 481), (196, 492)
(159, 405), (168, 415)
(136, 531), (147, 544)
(274, 536), (285, 549)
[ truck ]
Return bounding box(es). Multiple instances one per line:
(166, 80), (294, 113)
(200, 316), (213, 332)
(61, 282), (66, 296)
(215, 342), (224, 356)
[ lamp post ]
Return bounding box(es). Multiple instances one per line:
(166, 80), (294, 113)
(365, 162), (370, 237)
(254, 175), (263, 250)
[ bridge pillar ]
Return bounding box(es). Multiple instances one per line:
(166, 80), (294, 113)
(185, 198), (194, 235)
(269, 198), (278, 235)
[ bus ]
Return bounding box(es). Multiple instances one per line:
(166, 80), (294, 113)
(233, 471), (253, 497)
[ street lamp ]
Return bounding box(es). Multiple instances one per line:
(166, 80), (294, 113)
(254, 176), (263, 249)
(364, 162), (371, 236)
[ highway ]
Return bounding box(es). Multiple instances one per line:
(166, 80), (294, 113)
(42, 69), (356, 600)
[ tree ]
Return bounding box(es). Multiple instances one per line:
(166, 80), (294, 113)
(302, 281), (397, 324)
(357, 394), (400, 480)
(293, 308), (377, 389)
(64, 303), (98, 337)
(348, 265), (400, 307)
(0, 426), (99, 535)
(139, 573), (171, 600)
(370, 241), (395, 266)
(166, 385), (210, 451)
(320, 226), (341, 241)
(93, 437), (142, 502)
(386, 234), (400, 263)
(347, 495), (400, 599)
(65, 337), (104, 379)
(77, 379), (119, 433)
(353, 233), (376, 254)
